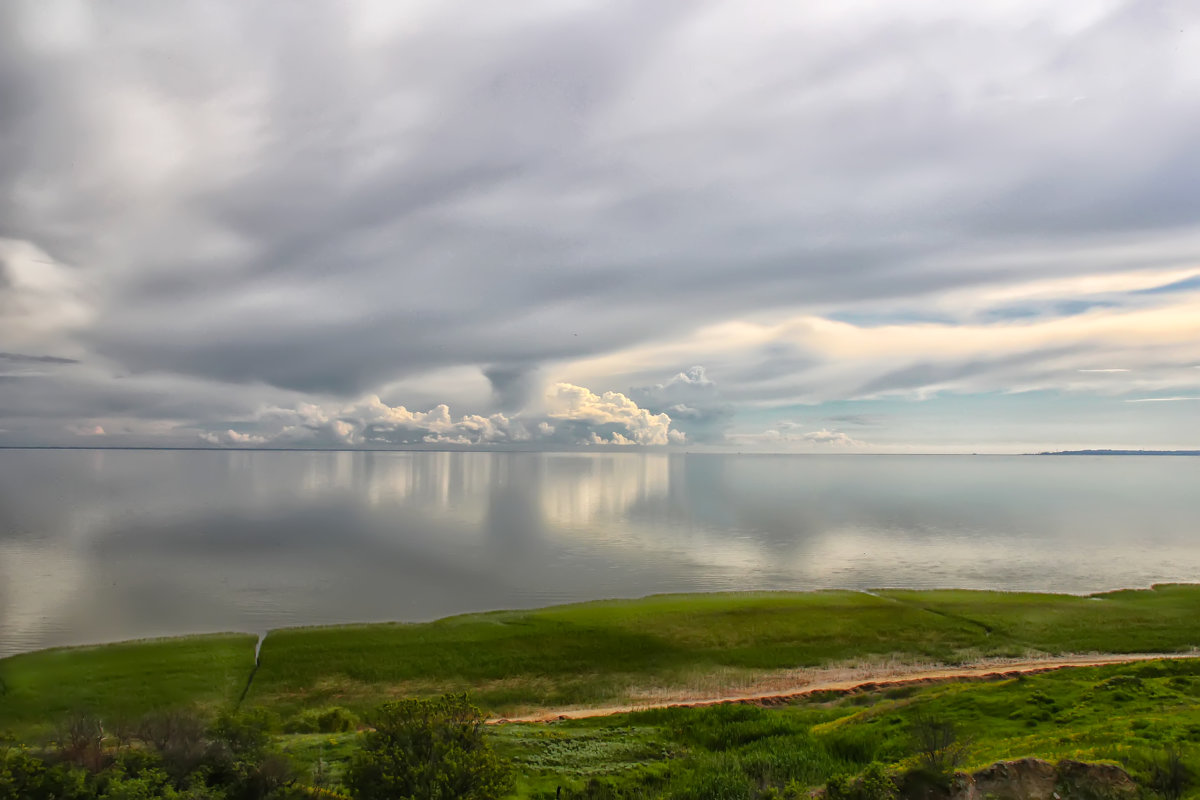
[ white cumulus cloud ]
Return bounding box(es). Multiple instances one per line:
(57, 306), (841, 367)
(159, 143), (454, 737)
(545, 383), (681, 446)
(197, 383), (684, 448)
(198, 429), (268, 446)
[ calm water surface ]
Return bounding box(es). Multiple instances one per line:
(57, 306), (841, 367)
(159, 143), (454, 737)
(1, 450), (1198, 657)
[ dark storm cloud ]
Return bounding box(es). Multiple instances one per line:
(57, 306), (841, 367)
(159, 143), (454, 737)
(3, 0), (1200, 445)
(483, 364), (541, 413)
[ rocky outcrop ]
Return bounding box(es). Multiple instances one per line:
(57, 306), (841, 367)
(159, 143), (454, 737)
(951, 758), (1139, 800)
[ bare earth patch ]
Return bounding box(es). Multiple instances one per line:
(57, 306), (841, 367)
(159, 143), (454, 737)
(489, 651), (1200, 723)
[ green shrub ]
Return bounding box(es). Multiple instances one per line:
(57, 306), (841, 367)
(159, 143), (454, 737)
(824, 763), (896, 800)
(0, 749), (90, 800)
(859, 762), (897, 800)
(897, 765), (953, 799)
(211, 707), (279, 756)
(345, 694), (511, 800)
(284, 707), (358, 734)
(825, 773), (853, 800)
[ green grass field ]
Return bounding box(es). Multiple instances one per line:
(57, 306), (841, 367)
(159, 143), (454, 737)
(246, 585), (1200, 718)
(0, 634), (256, 738)
(484, 656), (1200, 798)
(3, 588), (1200, 797)
(3, 586), (1200, 736)
(878, 584), (1200, 653)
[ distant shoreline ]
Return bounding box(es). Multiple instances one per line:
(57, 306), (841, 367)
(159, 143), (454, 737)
(1036, 449), (1200, 456)
(3, 445), (1197, 456)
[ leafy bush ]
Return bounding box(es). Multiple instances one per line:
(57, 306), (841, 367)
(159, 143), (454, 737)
(283, 707), (358, 734)
(345, 694), (511, 800)
(825, 763), (896, 800)
(0, 749), (89, 800)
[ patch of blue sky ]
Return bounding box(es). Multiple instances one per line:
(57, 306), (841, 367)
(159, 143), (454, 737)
(740, 391), (1197, 451)
(979, 299), (1118, 322)
(1131, 273), (1200, 295)
(829, 299), (1125, 329)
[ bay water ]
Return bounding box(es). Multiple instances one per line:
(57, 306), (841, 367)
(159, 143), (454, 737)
(1, 449), (1197, 658)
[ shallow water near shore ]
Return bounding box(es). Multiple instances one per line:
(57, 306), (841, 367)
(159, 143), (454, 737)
(1, 449), (1198, 658)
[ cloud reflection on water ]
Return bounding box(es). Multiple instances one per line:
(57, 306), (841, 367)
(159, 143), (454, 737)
(1, 450), (1198, 656)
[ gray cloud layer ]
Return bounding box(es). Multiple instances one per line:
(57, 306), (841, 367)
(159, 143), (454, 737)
(2, 1), (1200, 448)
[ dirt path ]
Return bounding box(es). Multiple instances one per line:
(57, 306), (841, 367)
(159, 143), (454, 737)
(488, 652), (1198, 724)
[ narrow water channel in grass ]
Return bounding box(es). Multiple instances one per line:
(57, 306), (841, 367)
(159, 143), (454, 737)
(2, 449), (1198, 657)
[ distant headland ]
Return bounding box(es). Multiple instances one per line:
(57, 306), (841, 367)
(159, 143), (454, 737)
(1037, 449), (1200, 456)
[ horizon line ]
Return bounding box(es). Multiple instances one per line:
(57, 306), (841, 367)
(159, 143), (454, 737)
(1, 445), (1197, 456)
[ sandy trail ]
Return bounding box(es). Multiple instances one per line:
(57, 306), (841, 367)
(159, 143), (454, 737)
(488, 652), (1198, 724)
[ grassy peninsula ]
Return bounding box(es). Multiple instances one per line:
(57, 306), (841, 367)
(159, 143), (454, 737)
(248, 585), (1200, 718)
(5, 586), (1200, 735)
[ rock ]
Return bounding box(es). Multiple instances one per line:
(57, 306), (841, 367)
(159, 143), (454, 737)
(946, 758), (1139, 800)
(1054, 760), (1140, 800)
(962, 758), (1058, 800)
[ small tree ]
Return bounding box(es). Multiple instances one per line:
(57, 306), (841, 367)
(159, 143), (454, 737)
(136, 709), (210, 782)
(57, 712), (106, 772)
(910, 710), (970, 777)
(345, 694), (511, 800)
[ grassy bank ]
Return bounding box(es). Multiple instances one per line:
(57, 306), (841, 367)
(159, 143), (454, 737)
(246, 585), (1200, 717)
(3, 586), (1200, 735)
(3, 588), (1200, 798)
(0, 634), (256, 737)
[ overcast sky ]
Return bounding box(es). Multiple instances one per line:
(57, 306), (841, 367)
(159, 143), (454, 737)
(2, 0), (1199, 452)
